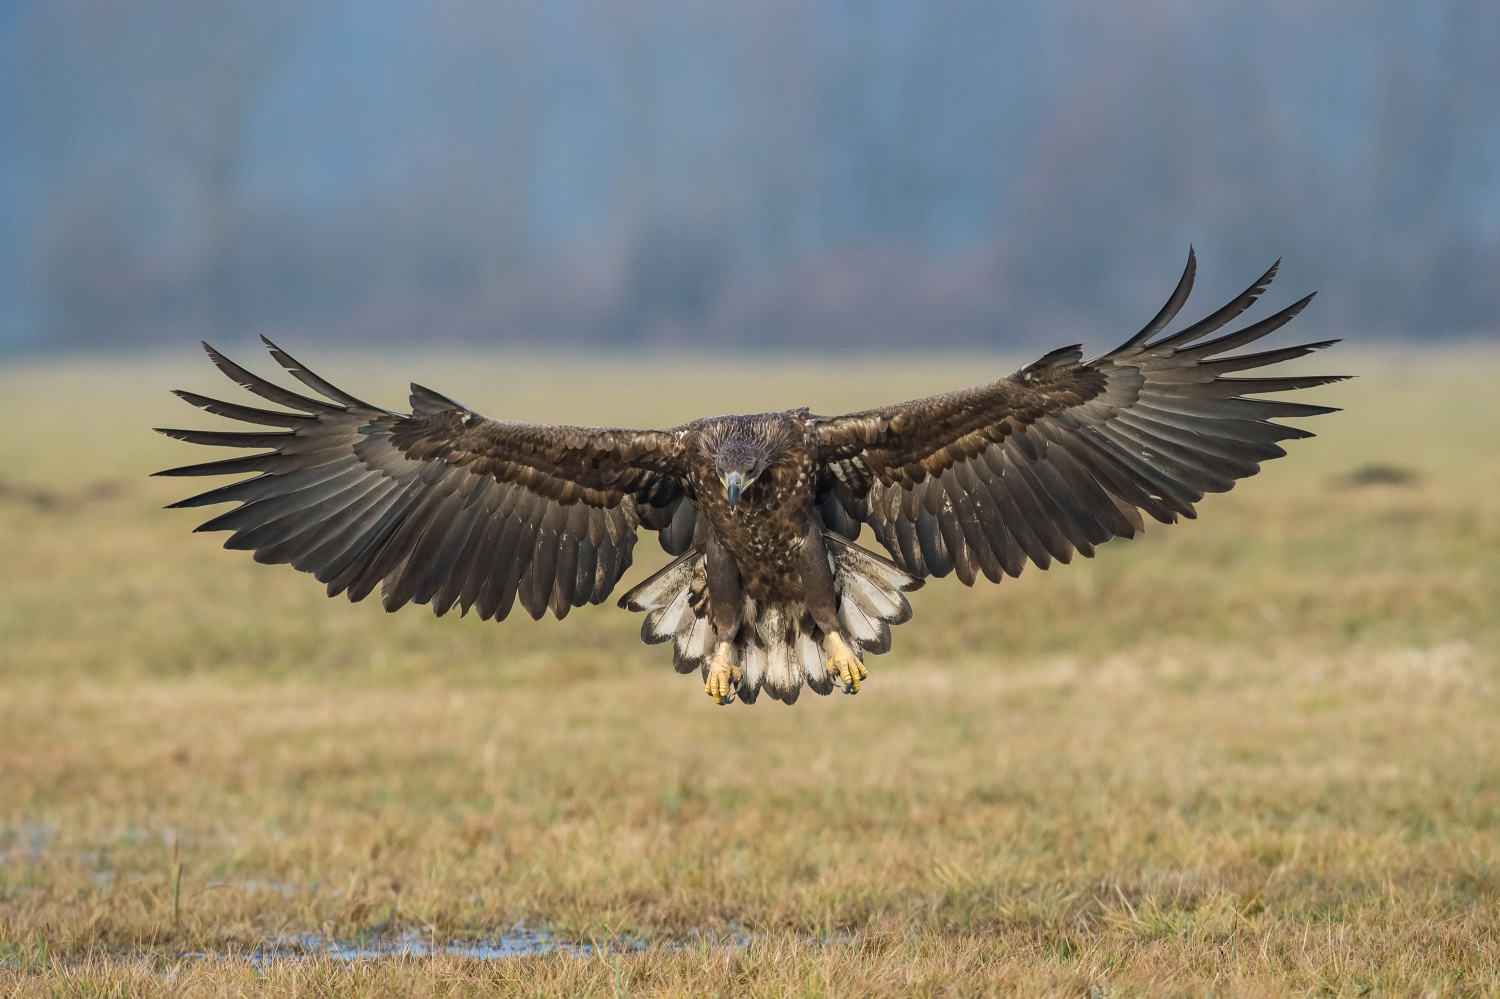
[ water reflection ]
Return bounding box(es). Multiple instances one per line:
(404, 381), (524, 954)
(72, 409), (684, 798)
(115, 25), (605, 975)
(241, 927), (646, 961)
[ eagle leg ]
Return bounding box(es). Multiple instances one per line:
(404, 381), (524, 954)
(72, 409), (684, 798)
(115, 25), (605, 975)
(704, 641), (741, 705)
(822, 632), (867, 694)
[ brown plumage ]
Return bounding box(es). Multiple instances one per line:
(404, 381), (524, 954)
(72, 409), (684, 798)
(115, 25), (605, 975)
(157, 250), (1344, 705)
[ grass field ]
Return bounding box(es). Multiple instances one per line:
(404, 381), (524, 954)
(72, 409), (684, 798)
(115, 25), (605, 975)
(2, 346), (1499, 996)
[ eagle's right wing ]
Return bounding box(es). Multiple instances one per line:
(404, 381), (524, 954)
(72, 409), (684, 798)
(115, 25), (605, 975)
(157, 339), (685, 621)
(813, 251), (1346, 584)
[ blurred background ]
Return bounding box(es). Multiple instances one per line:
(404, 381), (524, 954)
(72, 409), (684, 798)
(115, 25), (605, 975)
(1, 0), (1497, 356)
(4, 6), (1500, 984)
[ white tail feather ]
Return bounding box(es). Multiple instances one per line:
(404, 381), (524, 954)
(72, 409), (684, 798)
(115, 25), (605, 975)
(619, 533), (920, 704)
(838, 597), (878, 645)
(741, 639), (767, 690)
(798, 630), (828, 685)
(675, 615), (712, 671)
(620, 549), (699, 612)
(645, 585), (693, 641)
(841, 571), (904, 622)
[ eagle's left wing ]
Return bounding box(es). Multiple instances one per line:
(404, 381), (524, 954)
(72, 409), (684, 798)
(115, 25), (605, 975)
(157, 338), (685, 621)
(813, 251), (1346, 584)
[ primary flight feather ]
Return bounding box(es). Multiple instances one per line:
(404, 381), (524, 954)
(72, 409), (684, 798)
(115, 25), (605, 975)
(158, 251), (1344, 705)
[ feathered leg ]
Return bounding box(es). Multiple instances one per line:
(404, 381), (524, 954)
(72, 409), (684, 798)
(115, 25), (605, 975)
(703, 531), (744, 704)
(799, 522), (862, 694)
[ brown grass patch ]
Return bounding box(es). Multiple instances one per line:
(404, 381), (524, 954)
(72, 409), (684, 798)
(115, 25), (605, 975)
(2, 347), (1499, 995)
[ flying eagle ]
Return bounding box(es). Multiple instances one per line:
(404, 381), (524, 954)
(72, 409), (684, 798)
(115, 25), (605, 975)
(158, 251), (1342, 705)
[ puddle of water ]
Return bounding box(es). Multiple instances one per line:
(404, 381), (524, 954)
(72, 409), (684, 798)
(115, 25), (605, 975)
(173, 926), (646, 964)
(5, 929), (602, 974)
(222, 878), (299, 897)
(10, 927), (809, 973)
(267, 928), (595, 960)
(186, 926), (763, 964)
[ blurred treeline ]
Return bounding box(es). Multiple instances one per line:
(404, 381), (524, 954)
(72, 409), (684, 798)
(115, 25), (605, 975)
(1, 0), (1497, 352)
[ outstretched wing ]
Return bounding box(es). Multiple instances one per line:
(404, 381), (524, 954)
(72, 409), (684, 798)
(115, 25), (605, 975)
(156, 338), (684, 621)
(814, 250), (1346, 584)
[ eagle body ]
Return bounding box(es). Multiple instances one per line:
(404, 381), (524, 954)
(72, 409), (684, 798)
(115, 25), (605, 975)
(681, 412), (818, 604)
(158, 251), (1345, 706)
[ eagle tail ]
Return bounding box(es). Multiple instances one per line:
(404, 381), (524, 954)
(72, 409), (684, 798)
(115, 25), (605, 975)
(619, 534), (920, 705)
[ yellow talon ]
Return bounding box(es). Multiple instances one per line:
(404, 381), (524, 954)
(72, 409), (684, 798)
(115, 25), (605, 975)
(822, 632), (867, 694)
(704, 642), (741, 704)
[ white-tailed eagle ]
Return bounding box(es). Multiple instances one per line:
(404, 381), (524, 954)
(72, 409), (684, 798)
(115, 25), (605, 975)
(158, 251), (1342, 705)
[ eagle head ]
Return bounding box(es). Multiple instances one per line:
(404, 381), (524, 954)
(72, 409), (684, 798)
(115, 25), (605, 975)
(702, 415), (797, 511)
(708, 435), (768, 513)
(714, 437), (767, 511)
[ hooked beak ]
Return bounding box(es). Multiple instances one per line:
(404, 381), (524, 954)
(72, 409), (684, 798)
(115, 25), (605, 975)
(725, 471), (744, 511)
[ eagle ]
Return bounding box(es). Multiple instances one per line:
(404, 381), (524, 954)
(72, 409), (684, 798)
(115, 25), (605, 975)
(158, 251), (1342, 705)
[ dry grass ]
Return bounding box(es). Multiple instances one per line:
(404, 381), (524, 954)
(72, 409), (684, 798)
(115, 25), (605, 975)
(2, 346), (1499, 996)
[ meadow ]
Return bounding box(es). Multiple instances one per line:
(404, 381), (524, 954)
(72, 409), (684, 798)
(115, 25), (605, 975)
(1, 345), (1498, 996)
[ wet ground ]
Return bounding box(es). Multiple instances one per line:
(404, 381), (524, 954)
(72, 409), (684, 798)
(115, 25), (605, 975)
(228, 927), (602, 962)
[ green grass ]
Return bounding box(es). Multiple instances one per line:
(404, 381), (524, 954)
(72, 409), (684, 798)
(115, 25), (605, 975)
(2, 346), (1499, 996)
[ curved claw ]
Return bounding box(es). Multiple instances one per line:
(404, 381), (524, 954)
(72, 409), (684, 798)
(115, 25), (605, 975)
(822, 632), (867, 694)
(704, 642), (741, 705)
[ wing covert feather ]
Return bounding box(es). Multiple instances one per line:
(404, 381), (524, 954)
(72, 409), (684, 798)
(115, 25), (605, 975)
(156, 337), (684, 621)
(815, 252), (1344, 582)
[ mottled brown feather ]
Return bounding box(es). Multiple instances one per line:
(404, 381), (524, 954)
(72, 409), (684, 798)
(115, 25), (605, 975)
(157, 340), (683, 620)
(814, 250), (1345, 581)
